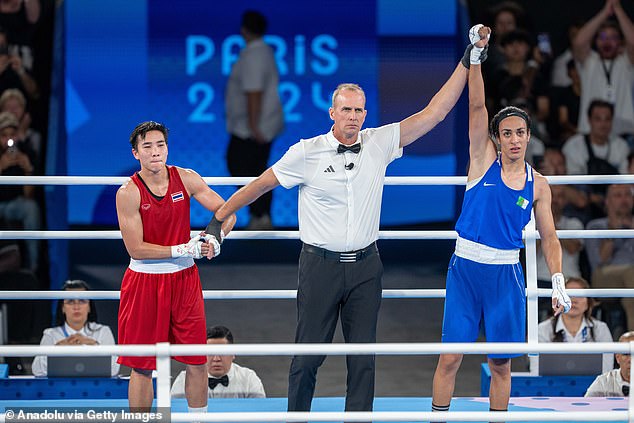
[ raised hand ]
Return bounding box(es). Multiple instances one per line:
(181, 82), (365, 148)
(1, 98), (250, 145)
(461, 24), (491, 68)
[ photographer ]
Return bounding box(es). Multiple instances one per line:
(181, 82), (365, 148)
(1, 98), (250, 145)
(0, 111), (40, 271)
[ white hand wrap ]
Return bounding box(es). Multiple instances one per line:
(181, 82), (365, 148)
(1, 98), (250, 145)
(470, 46), (484, 65)
(202, 234), (221, 257)
(171, 235), (204, 259)
(551, 272), (571, 313)
(469, 24), (484, 45)
(468, 24), (485, 64)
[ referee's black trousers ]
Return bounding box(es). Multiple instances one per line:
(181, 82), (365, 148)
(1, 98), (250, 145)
(287, 245), (383, 412)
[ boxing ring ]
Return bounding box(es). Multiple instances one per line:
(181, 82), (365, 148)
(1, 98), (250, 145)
(0, 174), (633, 422)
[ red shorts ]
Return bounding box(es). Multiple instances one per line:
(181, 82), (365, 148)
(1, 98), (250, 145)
(117, 264), (206, 370)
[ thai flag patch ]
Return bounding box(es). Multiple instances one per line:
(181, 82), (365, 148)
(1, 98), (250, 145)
(171, 191), (184, 202)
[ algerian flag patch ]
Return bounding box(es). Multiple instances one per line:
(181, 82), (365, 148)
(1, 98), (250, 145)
(516, 196), (529, 209)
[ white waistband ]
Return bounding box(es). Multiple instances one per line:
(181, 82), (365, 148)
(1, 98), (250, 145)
(128, 257), (194, 274)
(454, 236), (520, 265)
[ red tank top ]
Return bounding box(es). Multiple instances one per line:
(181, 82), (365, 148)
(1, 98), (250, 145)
(130, 166), (191, 246)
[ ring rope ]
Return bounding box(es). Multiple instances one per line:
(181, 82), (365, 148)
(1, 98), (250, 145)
(0, 288), (633, 300)
(1, 341), (630, 421)
(0, 341), (629, 357)
(1, 174), (633, 185)
(1, 229), (633, 240)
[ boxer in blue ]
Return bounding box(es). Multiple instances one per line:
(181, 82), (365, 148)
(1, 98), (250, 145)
(431, 25), (572, 415)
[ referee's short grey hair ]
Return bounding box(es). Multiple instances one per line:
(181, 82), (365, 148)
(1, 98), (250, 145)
(331, 83), (366, 108)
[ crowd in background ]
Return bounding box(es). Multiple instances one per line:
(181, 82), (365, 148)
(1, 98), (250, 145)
(0, 0), (53, 374)
(0, 0), (48, 272)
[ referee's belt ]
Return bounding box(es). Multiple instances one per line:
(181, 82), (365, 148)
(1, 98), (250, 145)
(302, 243), (378, 263)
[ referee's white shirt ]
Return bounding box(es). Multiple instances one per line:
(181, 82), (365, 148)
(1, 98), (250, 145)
(272, 123), (402, 252)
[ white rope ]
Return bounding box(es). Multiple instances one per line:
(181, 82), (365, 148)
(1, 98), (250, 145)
(169, 410), (626, 422)
(0, 230), (301, 240)
(538, 288), (634, 298)
(1, 229), (633, 240)
(0, 341), (629, 357)
(1, 174), (633, 185)
(1, 288), (633, 300)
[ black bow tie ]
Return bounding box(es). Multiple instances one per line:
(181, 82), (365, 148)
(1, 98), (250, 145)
(623, 385), (630, 396)
(337, 143), (361, 154)
(208, 375), (229, 389)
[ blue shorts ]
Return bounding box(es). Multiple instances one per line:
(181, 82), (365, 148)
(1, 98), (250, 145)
(442, 254), (526, 358)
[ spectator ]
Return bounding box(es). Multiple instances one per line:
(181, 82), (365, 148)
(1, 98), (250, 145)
(0, 238), (45, 374)
(0, 0), (40, 73)
(585, 331), (634, 397)
(539, 148), (589, 220)
(483, 1), (526, 78)
(572, 0), (634, 137)
(225, 10), (284, 230)
(0, 88), (40, 170)
(491, 1), (523, 35)
(538, 277), (614, 373)
(31, 279), (119, 377)
(552, 59), (581, 142)
(562, 100), (630, 218)
(562, 100), (629, 175)
(0, 27), (38, 101)
(171, 326), (265, 399)
(551, 22), (582, 88)
(488, 29), (549, 127)
(0, 111), (39, 271)
(586, 184), (634, 330)
(628, 152), (634, 174)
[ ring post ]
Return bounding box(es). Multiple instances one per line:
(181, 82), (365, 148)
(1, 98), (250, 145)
(156, 342), (171, 409)
(627, 341), (634, 422)
(525, 210), (539, 374)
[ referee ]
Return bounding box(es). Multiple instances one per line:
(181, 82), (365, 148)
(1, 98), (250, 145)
(206, 45), (479, 412)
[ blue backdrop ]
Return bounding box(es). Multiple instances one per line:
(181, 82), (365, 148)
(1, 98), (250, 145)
(64, 0), (462, 228)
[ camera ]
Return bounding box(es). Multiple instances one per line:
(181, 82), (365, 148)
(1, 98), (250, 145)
(6, 138), (16, 154)
(537, 33), (552, 55)
(0, 45), (9, 56)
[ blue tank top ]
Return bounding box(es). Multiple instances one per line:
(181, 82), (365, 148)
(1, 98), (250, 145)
(455, 157), (534, 250)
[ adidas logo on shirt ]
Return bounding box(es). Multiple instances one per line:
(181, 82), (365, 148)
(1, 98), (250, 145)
(324, 165), (335, 173)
